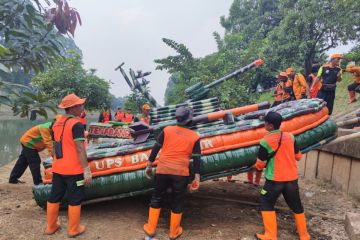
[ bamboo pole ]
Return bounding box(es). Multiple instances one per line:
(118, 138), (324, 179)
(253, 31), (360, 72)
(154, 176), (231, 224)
(191, 195), (344, 221)
(325, 132), (360, 145)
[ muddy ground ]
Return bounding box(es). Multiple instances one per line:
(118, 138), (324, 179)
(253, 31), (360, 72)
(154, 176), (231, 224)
(0, 158), (358, 240)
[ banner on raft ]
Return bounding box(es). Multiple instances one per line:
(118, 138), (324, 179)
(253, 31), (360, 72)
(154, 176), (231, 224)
(88, 123), (132, 139)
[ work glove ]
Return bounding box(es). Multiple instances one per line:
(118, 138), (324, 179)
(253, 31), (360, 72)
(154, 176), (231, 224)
(188, 174), (200, 192)
(145, 163), (153, 180)
(83, 166), (92, 186)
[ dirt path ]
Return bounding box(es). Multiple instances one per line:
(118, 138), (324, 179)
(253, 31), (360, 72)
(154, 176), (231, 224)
(0, 158), (358, 240)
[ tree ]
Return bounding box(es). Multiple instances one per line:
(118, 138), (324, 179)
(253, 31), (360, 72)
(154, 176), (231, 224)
(32, 54), (112, 110)
(0, 0), (82, 119)
(123, 92), (148, 114)
(0, 0), (81, 73)
(110, 95), (125, 110)
(265, 0), (360, 75)
(158, 37), (259, 107)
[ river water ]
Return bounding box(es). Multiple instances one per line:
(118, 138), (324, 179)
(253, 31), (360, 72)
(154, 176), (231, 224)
(0, 117), (98, 167)
(0, 119), (42, 167)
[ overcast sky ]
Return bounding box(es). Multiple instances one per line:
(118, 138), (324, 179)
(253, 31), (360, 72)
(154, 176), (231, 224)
(70, 0), (233, 105)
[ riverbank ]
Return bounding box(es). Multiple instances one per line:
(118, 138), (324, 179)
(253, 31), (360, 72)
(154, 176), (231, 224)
(0, 155), (357, 239)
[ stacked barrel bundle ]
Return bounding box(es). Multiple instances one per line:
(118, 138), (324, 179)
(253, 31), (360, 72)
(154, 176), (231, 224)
(33, 98), (337, 208)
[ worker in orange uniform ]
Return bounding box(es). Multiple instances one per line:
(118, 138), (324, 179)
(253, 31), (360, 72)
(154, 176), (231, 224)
(271, 73), (287, 107)
(345, 64), (360, 103)
(143, 106), (201, 240)
(78, 110), (87, 130)
(287, 67), (308, 100)
(45, 93), (92, 237)
(9, 122), (53, 185)
(254, 111), (309, 240)
(307, 64), (321, 98)
(114, 107), (125, 122)
(311, 54), (343, 115)
(99, 108), (112, 123)
(123, 108), (134, 123)
(279, 72), (294, 102)
(136, 103), (151, 125)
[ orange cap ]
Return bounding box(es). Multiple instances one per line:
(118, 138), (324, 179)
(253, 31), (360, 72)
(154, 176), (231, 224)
(330, 53), (342, 59)
(142, 103), (151, 110)
(279, 72), (288, 78)
(58, 93), (86, 109)
(286, 67), (293, 75)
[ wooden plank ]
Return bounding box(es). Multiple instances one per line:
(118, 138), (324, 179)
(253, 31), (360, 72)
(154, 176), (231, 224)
(304, 150), (319, 180)
(332, 155), (351, 192)
(317, 151), (334, 181)
(348, 159), (360, 196)
(297, 153), (306, 177)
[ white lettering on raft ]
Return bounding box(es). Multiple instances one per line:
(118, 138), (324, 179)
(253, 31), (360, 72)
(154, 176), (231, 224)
(94, 157), (123, 170)
(131, 153), (149, 164)
(200, 139), (214, 150)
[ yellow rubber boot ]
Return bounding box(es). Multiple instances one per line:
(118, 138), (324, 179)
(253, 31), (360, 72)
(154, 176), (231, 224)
(294, 213), (310, 240)
(143, 207), (161, 237)
(169, 212), (183, 240)
(45, 202), (61, 235)
(68, 205), (86, 238)
(255, 211), (277, 240)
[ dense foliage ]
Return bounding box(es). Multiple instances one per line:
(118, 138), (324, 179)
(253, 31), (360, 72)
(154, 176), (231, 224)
(0, 0), (83, 119)
(159, 0), (360, 107)
(32, 54), (112, 110)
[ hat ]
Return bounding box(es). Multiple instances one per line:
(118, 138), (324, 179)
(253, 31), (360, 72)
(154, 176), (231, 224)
(264, 111), (283, 129)
(330, 53), (342, 59)
(58, 93), (86, 109)
(286, 67), (293, 75)
(175, 106), (194, 125)
(279, 72), (288, 78)
(142, 103), (151, 110)
(347, 63), (355, 69)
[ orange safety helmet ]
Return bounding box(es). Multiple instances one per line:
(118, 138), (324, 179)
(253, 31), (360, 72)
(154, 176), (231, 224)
(142, 103), (151, 110)
(58, 93), (86, 109)
(286, 67), (294, 75)
(330, 53), (342, 59)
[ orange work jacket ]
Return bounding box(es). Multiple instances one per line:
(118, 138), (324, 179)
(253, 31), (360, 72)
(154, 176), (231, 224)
(123, 113), (134, 123)
(346, 66), (360, 84)
(292, 74), (307, 99)
(309, 73), (321, 98)
(256, 130), (302, 182)
(51, 115), (85, 175)
(156, 126), (199, 176)
(115, 111), (125, 122)
(281, 80), (293, 100)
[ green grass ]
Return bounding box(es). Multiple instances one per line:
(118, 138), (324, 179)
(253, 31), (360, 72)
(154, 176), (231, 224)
(257, 73), (360, 115)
